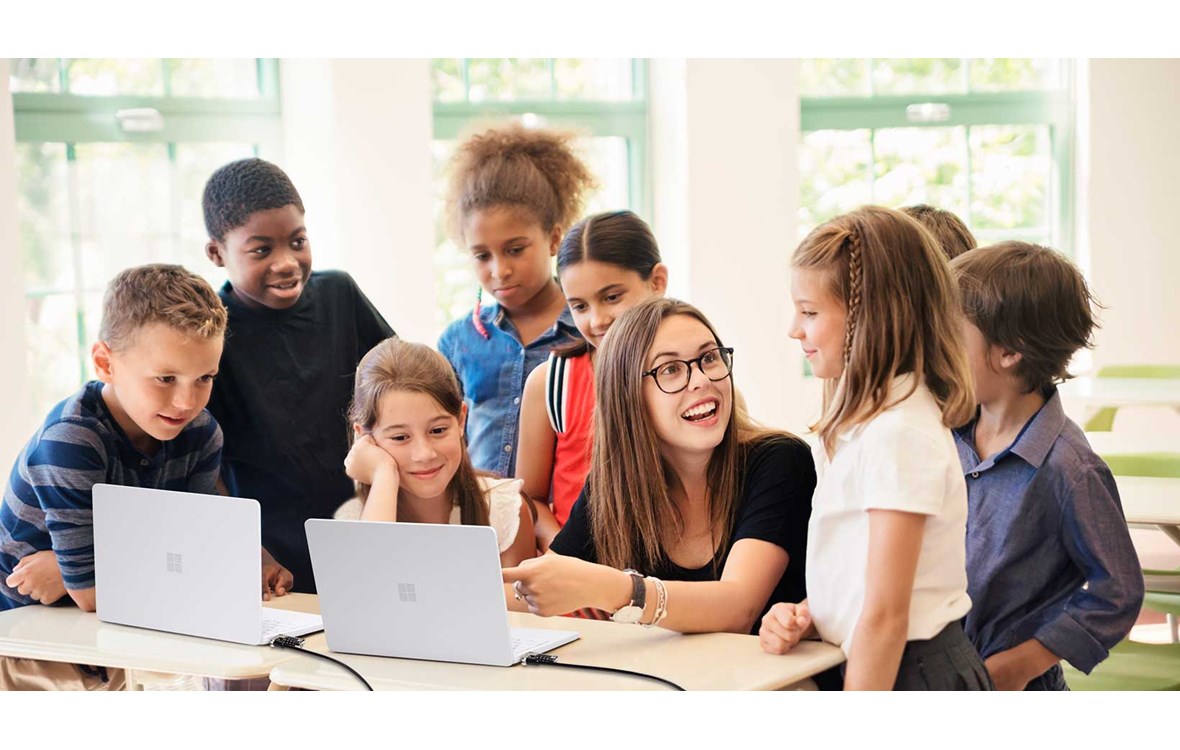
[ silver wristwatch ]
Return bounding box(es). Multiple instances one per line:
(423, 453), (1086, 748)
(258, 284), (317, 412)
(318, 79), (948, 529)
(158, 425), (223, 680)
(610, 569), (646, 624)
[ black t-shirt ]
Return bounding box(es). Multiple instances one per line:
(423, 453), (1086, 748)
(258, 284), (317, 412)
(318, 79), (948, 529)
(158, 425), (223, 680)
(207, 270), (394, 593)
(549, 436), (815, 633)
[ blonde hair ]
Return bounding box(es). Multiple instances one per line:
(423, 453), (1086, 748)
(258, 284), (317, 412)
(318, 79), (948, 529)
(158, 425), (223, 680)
(100, 264), (227, 351)
(793, 206), (975, 455)
(443, 122), (597, 242)
(587, 298), (793, 572)
(347, 338), (489, 526)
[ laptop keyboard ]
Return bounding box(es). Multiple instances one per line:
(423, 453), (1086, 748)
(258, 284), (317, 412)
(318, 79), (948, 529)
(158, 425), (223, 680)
(261, 610), (323, 641)
(510, 628), (575, 660)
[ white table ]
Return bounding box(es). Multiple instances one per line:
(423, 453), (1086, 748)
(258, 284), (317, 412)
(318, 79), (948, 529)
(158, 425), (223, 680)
(1060, 378), (1180, 426)
(1085, 432), (1180, 458)
(268, 609), (845, 691)
(1116, 475), (1180, 547)
(0, 593), (324, 689)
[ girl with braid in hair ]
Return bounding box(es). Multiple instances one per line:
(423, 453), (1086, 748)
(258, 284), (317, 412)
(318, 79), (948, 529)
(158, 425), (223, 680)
(437, 124), (597, 478)
(760, 206), (992, 691)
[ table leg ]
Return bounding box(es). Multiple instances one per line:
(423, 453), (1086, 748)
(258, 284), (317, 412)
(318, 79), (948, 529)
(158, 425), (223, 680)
(1159, 524), (1180, 548)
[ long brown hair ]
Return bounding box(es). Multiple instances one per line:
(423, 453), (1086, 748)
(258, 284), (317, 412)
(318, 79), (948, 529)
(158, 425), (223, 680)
(587, 298), (789, 572)
(347, 338), (489, 526)
(793, 205), (975, 456)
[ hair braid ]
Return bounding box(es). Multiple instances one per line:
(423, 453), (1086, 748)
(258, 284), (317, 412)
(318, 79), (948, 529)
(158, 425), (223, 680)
(843, 228), (863, 366)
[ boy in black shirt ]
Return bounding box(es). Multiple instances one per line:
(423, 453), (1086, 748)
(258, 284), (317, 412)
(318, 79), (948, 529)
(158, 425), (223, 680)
(203, 158), (395, 593)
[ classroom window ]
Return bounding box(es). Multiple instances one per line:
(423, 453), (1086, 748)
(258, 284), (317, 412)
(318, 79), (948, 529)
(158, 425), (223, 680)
(10, 58), (281, 431)
(431, 58), (649, 329)
(798, 58), (1074, 250)
(797, 58), (1074, 377)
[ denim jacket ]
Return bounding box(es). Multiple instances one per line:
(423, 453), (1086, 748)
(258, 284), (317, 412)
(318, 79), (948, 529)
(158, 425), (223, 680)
(438, 300), (581, 476)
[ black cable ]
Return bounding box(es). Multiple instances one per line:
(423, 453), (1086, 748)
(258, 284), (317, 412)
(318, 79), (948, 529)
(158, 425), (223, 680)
(523, 653), (685, 691)
(270, 635), (374, 691)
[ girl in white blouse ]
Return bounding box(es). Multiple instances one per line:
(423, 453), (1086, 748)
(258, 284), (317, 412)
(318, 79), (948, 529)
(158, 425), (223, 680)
(760, 206), (992, 691)
(341, 338), (535, 567)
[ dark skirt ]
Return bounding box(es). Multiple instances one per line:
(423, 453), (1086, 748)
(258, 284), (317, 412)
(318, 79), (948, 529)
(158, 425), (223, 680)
(892, 620), (994, 691)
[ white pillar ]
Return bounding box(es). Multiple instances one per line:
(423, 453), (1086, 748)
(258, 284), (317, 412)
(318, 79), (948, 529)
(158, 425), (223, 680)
(280, 59), (436, 345)
(652, 59), (817, 433)
(1082, 58), (1180, 368)
(0, 61), (34, 457)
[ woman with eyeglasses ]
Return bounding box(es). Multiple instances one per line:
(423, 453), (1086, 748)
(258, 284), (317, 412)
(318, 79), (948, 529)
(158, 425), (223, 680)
(502, 298), (816, 634)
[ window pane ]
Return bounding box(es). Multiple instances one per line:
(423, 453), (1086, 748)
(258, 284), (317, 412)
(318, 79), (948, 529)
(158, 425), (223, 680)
(798, 129), (872, 238)
(873, 126), (969, 217)
(9, 58), (62, 93)
(969, 124), (1051, 233)
(433, 58), (466, 102)
(799, 59), (870, 97)
(167, 59), (261, 98)
(65, 58), (165, 96)
(553, 59), (634, 100)
(969, 58), (1061, 92)
(16, 142), (72, 292)
(872, 58), (965, 95)
(72, 143), (172, 286)
(466, 58), (551, 102)
(25, 293), (85, 422)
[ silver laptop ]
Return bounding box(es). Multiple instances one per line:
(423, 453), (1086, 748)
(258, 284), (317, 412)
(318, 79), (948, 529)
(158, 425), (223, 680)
(93, 484), (323, 645)
(306, 519), (579, 667)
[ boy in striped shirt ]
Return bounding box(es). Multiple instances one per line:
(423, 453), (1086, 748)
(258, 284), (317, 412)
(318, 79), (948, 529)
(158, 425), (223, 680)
(0, 265), (229, 689)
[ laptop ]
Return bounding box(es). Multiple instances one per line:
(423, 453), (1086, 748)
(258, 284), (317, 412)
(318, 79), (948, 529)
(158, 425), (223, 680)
(93, 484), (323, 646)
(306, 519), (579, 667)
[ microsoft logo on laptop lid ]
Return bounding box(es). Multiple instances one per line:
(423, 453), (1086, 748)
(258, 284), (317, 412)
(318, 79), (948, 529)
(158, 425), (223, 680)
(166, 552), (183, 574)
(397, 583), (417, 602)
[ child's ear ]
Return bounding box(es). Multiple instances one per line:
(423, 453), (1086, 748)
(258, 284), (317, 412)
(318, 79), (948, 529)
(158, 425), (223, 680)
(548, 225), (562, 256)
(459, 402), (469, 433)
(998, 348), (1023, 371)
(649, 263), (670, 295)
(352, 423), (364, 436)
(92, 342), (115, 383)
(206, 240), (227, 268)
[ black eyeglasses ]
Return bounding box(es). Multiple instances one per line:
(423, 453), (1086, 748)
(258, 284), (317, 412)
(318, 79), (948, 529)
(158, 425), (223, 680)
(642, 347), (735, 394)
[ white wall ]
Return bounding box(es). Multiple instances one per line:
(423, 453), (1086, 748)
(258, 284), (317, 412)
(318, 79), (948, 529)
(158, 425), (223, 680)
(280, 59), (436, 344)
(0, 61), (33, 461)
(652, 59), (819, 435)
(1081, 58), (1180, 368)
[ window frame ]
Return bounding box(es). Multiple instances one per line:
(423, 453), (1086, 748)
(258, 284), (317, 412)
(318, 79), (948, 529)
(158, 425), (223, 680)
(799, 60), (1076, 256)
(430, 58), (650, 219)
(10, 58), (282, 387)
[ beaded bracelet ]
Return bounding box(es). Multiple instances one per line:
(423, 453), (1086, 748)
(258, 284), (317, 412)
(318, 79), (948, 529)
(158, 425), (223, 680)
(643, 576), (668, 628)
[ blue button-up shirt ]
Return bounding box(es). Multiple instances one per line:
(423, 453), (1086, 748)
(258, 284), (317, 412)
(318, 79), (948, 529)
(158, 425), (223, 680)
(438, 300), (580, 477)
(953, 389), (1145, 674)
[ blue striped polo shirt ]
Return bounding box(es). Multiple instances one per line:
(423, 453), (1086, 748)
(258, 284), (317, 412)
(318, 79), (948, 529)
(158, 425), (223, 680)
(0, 380), (222, 609)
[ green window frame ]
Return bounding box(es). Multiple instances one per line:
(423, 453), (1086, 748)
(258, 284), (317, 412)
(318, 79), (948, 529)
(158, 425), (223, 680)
(431, 58), (650, 219)
(10, 58), (282, 398)
(799, 59), (1075, 255)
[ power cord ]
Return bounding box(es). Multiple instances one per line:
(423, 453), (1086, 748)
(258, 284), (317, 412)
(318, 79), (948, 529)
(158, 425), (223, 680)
(270, 635), (374, 691)
(522, 653), (685, 691)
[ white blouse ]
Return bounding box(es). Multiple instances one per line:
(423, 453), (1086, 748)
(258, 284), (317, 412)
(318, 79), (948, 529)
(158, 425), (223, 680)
(805, 374), (972, 655)
(334, 476), (524, 553)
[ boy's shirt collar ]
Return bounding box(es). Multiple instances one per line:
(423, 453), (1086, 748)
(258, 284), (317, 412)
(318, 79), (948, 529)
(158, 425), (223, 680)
(955, 387), (1066, 473)
(220, 276), (314, 318)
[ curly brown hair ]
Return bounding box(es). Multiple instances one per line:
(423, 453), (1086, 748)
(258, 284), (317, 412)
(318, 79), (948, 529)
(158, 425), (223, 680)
(443, 122), (597, 243)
